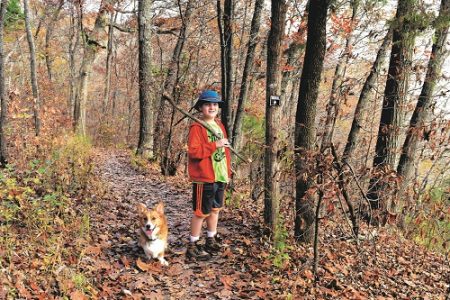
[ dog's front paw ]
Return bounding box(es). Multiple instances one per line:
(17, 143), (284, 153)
(159, 257), (169, 266)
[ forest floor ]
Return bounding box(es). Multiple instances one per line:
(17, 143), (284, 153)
(1, 149), (449, 299)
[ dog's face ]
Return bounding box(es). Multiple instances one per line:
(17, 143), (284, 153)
(137, 202), (166, 239)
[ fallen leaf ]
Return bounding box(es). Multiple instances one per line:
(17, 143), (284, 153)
(121, 256), (131, 268)
(222, 248), (233, 258)
(136, 258), (151, 271)
(256, 290), (266, 298)
(29, 281), (40, 292)
(70, 290), (88, 300)
(220, 275), (234, 290)
(304, 269), (314, 280)
(84, 245), (102, 256)
(15, 281), (32, 299)
(216, 289), (233, 298)
(136, 258), (162, 273)
(167, 263), (184, 276)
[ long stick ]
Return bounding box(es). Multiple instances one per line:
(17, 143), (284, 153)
(162, 93), (251, 163)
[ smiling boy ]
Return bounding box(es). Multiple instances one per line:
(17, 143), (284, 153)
(186, 90), (231, 261)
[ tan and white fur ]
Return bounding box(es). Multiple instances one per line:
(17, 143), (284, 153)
(137, 202), (169, 266)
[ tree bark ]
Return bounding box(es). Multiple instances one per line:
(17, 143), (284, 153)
(68, 3), (80, 119)
(136, 0), (153, 156)
(342, 25), (393, 164)
(232, 0), (264, 151)
(294, 0), (329, 243)
(24, 0), (41, 136)
(264, 0), (288, 229)
(153, 0), (193, 173)
(217, 0), (233, 136)
(103, 10), (117, 114)
(280, 8), (308, 119)
(397, 0), (449, 201)
(321, 0), (359, 149)
(367, 0), (416, 209)
(0, 0), (8, 166)
(73, 0), (111, 135)
(44, 0), (64, 82)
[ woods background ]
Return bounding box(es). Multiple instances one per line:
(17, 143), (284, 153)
(0, 0), (449, 298)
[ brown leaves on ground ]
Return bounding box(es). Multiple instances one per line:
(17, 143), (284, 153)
(1, 149), (448, 299)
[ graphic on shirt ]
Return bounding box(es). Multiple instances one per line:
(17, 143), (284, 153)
(206, 121), (228, 183)
(207, 128), (225, 162)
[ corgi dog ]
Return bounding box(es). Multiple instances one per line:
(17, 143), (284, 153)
(137, 202), (169, 266)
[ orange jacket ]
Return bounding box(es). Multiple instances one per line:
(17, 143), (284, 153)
(188, 120), (231, 183)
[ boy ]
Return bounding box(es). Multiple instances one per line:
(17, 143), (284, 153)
(186, 90), (231, 261)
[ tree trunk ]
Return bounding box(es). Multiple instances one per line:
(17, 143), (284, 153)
(44, 0), (64, 82)
(0, 0), (8, 167)
(136, 0), (153, 156)
(264, 0), (288, 229)
(281, 8), (308, 119)
(24, 0), (41, 136)
(397, 0), (449, 201)
(321, 0), (359, 149)
(217, 0), (233, 136)
(294, 0), (329, 243)
(367, 0), (416, 210)
(342, 25), (393, 164)
(231, 0), (264, 151)
(74, 0), (112, 135)
(68, 4), (80, 119)
(103, 10), (116, 115)
(153, 0), (193, 173)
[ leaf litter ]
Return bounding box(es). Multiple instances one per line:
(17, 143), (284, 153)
(1, 149), (448, 299)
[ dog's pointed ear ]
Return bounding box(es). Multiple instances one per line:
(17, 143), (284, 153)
(137, 203), (147, 215)
(155, 202), (164, 214)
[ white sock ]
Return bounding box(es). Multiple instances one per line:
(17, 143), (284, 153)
(207, 231), (216, 238)
(190, 235), (200, 243)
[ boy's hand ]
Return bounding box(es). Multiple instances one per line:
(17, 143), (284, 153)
(216, 138), (230, 148)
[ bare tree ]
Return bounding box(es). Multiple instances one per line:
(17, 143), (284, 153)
(217, 0), (233, 135)
(24, 0), (41, 136)
(68, 2), (81, 119)
(232, 0), (264, 151)
(44, 0), (64, 82)
(342, 25), (393, 164)
(321, 0), (359, 149)
(136, 0), (153, 157)
(294, 0), (329, 243)
(397, 0), (450, 201)
(367, 0), (417, 210)
(103, 10), (117, 114)
(73, 0), (110, 134)
(264, 0), (288, 229)
(155, 0), (193, 174)
(0, 0), (7, 166)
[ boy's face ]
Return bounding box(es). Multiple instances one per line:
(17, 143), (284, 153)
(200, 102), (219, 120)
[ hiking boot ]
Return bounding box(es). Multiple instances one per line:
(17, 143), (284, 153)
(204, 236), (222, 255)
(186, 241), (211, 261)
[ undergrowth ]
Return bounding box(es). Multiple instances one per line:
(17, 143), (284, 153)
(0, 134), (99, 298)
(405, 179), (450, 254)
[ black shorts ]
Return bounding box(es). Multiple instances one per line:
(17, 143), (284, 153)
(192, 182), (226, 217)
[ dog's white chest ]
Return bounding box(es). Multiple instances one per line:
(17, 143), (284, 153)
(143, 239), (166, 258)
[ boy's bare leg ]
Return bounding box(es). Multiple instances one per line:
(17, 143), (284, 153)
(190, 214), (205, 237)
(206, 210), (219, 234)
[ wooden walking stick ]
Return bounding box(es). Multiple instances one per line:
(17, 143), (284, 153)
(162, 93), (251, 164)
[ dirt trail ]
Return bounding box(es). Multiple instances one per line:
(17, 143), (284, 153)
(81, 150), (450, 299)
(82, 150), (271, 299)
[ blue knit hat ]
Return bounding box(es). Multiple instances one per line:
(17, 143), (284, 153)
(194, 90), (224, 111)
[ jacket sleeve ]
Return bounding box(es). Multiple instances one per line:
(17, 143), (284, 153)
(188, 124), (217, 159)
